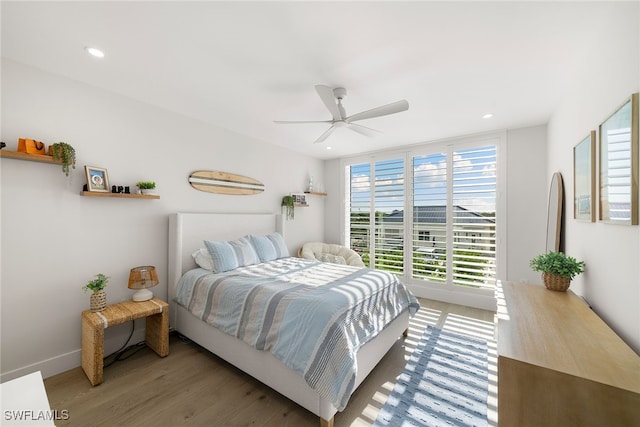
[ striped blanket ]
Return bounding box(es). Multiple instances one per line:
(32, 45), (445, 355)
(175, 257), (420, 410)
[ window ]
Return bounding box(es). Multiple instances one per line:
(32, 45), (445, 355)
(450, 145), (496, 288)
(413, 152), (447, 283)
(345, 137), (500, 290)
(348, 158), (404, 273)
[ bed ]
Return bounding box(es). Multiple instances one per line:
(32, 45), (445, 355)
(168, 212), (419, 427)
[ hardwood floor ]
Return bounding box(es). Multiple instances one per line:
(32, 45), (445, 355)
(44, 298), (497, 427)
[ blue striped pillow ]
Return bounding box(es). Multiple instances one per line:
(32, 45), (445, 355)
(249, 233), (289, 262)
(204, 237), (260, 273)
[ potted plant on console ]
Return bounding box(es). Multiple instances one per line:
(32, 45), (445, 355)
(530, 252), (585, 292)
(83, 273), (109, 311)
(136, 181), (156, 195)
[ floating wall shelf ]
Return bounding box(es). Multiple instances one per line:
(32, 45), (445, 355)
(304, 191), (328, 196)
(0, 150), (62, 164)
(81, 191), (160, 200)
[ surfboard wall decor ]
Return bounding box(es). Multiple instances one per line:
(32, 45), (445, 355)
(188, 170), (265, 195)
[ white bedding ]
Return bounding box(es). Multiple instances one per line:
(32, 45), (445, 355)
(174, 257), (420, 410)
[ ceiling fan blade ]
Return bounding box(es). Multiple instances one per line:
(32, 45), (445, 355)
(315, 85), (343, 121)
(274, 120), (332, 124)
(313, 126), (336, 144)
(346, 99), (409, 123)
(347, 123), (382, 138)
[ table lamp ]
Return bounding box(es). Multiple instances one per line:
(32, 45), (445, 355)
(128, 266), (159, 302)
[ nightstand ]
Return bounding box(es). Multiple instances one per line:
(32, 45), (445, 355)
(81, 297), (169, 386)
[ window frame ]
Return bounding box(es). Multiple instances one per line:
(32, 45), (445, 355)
(340, 131), (507, 303)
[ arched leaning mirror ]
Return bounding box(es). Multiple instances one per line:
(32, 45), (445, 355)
(546, 172), (564, 253)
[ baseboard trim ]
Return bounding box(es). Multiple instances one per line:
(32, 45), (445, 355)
(0, 349), (81, 384)
(1, 328), (147, 383)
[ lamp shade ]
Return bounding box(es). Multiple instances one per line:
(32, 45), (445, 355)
(128, 266), (159, 302)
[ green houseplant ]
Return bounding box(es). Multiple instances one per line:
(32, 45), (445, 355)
(49, 142), (76, 176)
(83, 273), (109, 311)
(530, 252), (585, 292)
(281, 195), (295, 220)
(136, 181), (156, 195)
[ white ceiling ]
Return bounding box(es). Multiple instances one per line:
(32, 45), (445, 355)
(1, 1), (613, 159)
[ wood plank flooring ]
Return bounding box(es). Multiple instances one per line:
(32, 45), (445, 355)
(44, 298), (497, 427)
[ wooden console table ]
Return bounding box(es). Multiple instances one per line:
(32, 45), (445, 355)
(497, 282), (640, 426)
(81, 298), (169, 386)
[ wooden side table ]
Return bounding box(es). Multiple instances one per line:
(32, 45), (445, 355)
(81, 297), (169, 386)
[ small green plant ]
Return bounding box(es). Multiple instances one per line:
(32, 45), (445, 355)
(530, 252), (585, 280)
(136, 181), (156, 189)
(83, 273), (109, 293)
(281, 195), (295, 220)
(50, 142), (76, 176)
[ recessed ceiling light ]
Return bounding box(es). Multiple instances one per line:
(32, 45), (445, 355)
(85, 47), (105, 58)
(482, 113), (494, 119)
(326, 146), (332, 150)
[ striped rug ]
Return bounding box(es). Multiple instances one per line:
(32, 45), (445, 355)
(373, 326), (489, 427)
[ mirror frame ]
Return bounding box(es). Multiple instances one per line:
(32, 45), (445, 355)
(546, 172), (563, 253)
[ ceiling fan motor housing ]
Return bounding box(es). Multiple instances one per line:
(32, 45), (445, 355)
(333, 87), (347, 100)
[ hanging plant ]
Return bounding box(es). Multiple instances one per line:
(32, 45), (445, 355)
(281, 195), (295, 220)
(49, 142), (76, 176)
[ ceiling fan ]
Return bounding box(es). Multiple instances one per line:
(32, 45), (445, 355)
(274, 85), (409, 144)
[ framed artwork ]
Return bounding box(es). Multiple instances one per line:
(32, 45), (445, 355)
(85, 166), (109, 192)
(573, 131), (596, 222)
(599, 93), (638, 225)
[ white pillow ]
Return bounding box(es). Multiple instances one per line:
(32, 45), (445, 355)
(192, 248), (214, 271)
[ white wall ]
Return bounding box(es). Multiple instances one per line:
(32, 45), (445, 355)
(505, 125), (548, 284)
(546, 2), (640, 353)
(0, 59), (325, 381)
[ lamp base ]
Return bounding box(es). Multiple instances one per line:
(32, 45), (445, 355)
(132, 288), (153, 302)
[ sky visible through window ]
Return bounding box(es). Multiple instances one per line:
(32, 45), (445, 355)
(350, 146), (496, 215)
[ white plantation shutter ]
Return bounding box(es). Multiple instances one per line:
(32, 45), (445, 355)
(412, 153), (447, 282)
(348, 163), (371, 265)
(451, 146), (496, 288)
(373, 159), (404, 274)
(345, 136), (500, 290)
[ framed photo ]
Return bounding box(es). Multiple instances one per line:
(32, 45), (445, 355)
(85, 166), (109, 192)
(292, 193), (307, 205)
(573, 131), (595, 222)
(599, 93), (638, 225)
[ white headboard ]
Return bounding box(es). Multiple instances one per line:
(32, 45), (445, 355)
(168, 212), (283, 323)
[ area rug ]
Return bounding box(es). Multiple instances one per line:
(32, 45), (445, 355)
(373, 326), (489, 427)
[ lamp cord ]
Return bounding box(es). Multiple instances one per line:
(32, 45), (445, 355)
(103, 321), (146, 368)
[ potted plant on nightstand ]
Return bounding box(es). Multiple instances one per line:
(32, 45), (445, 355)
(136, 181), (156, 195)
(49, 142), (76, 176)
(530, 252), (585, 292)
(83, 273), (109, 311)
